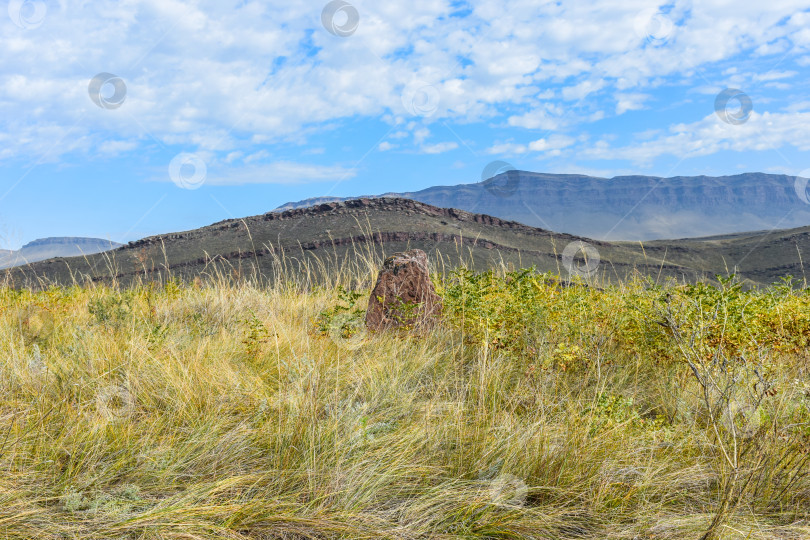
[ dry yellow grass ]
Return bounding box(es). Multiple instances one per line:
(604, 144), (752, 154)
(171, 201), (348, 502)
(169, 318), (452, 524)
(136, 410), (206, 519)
(0, 253), (808, 539)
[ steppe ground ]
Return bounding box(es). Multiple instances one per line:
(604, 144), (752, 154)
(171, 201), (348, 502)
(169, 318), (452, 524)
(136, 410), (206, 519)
(1, 252), (808, 539)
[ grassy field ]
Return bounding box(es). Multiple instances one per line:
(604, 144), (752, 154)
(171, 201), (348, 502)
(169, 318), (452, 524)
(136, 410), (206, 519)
(1, 256), (809, 539)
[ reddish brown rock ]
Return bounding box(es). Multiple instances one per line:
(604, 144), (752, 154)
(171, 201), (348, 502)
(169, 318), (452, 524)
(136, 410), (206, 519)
(366, 249), (442, 331)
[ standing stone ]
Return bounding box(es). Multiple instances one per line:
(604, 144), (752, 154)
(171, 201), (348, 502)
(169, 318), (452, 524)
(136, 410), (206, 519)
(366, 249), (442, 331)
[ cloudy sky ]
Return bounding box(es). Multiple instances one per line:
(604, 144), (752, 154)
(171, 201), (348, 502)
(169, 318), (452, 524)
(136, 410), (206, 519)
(1, 0), (809, 248)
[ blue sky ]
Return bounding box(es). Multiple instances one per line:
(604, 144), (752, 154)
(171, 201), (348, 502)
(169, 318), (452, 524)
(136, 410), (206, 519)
(1, 0), (809, 249)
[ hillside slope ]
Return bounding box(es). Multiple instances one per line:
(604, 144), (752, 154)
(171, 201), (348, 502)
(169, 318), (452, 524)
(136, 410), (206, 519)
(5, 198), (810, 288)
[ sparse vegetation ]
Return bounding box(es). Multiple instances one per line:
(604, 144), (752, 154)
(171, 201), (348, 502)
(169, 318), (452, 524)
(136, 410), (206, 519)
(0, 257), (808, 539)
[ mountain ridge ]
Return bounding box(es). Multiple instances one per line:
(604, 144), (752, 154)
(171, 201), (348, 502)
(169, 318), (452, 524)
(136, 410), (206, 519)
(0, 237), (123, 270)
(274, 171), (810, 241)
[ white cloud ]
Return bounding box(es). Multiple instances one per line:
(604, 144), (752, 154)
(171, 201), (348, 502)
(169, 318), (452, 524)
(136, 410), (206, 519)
(562, 78), (607, 101)
(615, 93), (650, 115)
(98, 140), (138, 155)
(243, 150), (270, 164)
(528, 135), (576, 153)
(507, 103), (565, 130)
(413, 128), (431, 145)
(487, 142), (527, 155)
(582, 110), (810, 166)
(379, 141), (396, 151)
(420, 141), (458, 154)
(0, 0), (807, 168)
(155, 160), (358, 186)
(487, 134), (576, 156)
(755, 70), (798, 82)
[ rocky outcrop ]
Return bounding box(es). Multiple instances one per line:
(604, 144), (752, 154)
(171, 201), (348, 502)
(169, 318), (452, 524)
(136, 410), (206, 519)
(366, 249), (442, 331)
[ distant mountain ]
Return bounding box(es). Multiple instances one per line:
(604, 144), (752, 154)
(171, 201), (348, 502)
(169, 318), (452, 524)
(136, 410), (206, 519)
(274, 172), (810, 241)
(0, 237), (123, 269)
(7, 198), (810, 289)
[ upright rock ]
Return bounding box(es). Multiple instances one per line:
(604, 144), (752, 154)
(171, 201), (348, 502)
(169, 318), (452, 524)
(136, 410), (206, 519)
(366, 249), (442, 331)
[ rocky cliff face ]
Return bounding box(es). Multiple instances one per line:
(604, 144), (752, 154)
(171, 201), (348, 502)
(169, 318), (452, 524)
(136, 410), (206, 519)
(275, 172), (810, 240)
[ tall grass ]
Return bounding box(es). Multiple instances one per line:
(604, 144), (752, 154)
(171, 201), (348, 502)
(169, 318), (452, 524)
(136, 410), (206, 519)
(0, 249), (808, 539)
